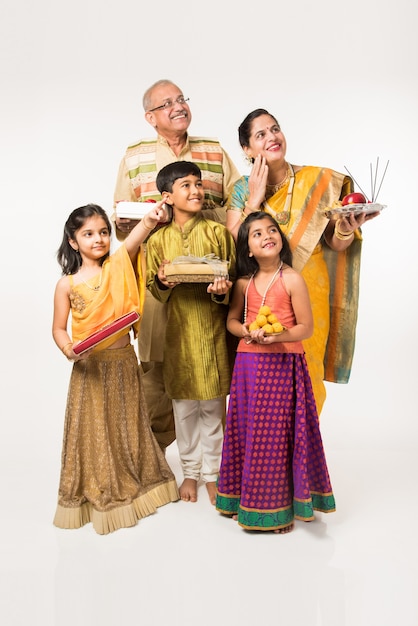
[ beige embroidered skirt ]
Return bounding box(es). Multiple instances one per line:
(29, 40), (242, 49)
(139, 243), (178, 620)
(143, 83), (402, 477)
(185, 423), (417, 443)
(53, 344), (179, 534)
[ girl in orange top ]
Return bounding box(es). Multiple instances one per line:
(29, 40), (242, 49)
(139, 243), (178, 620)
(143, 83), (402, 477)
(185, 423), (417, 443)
(216, 212), (335, 533)
(52, 203), (179, 535)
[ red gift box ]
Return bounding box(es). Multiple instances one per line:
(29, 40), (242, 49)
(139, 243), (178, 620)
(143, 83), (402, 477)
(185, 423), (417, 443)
(72, 311), (140, 355)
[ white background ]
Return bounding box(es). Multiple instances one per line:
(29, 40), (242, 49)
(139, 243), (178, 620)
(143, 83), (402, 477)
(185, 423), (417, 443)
(1, 1), (417, 625)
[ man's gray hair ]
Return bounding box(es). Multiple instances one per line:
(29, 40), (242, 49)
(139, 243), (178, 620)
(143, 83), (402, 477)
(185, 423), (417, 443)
(143, 79), (179, 112)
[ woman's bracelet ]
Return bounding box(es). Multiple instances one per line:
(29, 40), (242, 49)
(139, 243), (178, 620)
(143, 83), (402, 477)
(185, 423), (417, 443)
(240, 203), (256, 222)
(334, 219), (355, 241)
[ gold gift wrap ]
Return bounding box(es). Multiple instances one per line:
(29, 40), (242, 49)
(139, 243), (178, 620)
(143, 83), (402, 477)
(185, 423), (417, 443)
(163, 255), (229, 283)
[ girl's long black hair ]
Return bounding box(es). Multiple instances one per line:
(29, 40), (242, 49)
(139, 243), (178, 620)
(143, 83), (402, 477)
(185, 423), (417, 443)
(236, 212), (293, 277)
(56, 204), (112, 275)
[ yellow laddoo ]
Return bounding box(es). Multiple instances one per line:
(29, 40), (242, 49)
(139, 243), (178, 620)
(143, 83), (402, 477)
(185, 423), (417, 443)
(258, 305), (271, 316)
(255, 314), (268, 327)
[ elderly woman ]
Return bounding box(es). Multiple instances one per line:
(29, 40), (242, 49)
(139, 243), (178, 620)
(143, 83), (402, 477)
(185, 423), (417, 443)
(226, 108), (380, 414)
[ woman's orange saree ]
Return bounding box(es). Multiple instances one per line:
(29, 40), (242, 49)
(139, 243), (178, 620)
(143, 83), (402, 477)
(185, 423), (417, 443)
(263, 166), (362, 413)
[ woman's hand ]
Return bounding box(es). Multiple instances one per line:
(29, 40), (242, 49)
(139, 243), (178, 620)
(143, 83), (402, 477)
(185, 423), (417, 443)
(325, 208), (381, 251)
(338, 208), (380, 231)
(247, 155), (269, 210)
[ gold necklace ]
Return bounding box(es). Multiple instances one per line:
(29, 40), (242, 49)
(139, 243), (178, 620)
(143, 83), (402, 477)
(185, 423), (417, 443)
(266, 163), (291, 194)
(78, 269), (102, 291)
(264, 164), (295, 225)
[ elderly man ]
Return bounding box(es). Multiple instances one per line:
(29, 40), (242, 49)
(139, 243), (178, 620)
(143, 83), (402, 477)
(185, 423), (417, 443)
(113, 79), (240, 452)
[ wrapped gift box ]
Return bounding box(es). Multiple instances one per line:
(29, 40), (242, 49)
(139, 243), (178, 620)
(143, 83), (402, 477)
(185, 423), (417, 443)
(73, 311), (140, 355)
(115, 202), (153, 219)
(164, 255), (229, 283)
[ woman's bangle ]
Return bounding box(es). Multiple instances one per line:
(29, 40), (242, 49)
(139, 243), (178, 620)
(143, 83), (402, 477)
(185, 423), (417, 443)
(240, 203), (256, 222)
(334, 229), (354, 241)
(334, 219), (354, 241)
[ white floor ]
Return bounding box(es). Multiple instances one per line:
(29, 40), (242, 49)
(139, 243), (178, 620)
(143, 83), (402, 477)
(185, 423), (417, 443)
(1, 419), (417, 626)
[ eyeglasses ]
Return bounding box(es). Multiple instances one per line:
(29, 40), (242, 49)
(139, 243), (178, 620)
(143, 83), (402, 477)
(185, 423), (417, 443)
(148, 96), (190, 112)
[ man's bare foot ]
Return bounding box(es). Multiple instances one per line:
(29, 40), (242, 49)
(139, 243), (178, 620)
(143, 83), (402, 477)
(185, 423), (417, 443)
(179, 478), (198, 502)
(274, 523), (294, 534)
(205, 481), (217, 505)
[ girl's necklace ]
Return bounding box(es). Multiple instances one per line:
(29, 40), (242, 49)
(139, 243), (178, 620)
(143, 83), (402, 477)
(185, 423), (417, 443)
(79, 269), (102, 291)
(243, 261), (283, 324)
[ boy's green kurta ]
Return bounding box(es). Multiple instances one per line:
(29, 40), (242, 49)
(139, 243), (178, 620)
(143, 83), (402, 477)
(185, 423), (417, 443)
(146, 214), (236, 400)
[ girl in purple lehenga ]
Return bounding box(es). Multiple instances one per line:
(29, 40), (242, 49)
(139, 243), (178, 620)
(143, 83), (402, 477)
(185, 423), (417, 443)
(216, 212), (335, 533)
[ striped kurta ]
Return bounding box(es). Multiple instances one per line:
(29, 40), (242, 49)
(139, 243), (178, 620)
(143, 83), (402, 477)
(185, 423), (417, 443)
(113, 135), (241, 226)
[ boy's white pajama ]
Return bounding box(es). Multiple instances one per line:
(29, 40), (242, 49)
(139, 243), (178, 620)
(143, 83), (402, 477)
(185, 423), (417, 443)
(172, 398), (224, 483)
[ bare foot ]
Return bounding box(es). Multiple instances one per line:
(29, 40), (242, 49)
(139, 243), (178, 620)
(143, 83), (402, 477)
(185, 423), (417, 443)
(179, 478), (198, 502)
(274, 523), (294, 534)
(232, 514), (238, 521)
(205, 481), (217, 505)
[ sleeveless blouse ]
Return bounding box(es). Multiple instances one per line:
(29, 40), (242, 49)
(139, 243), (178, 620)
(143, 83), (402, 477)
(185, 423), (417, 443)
(68, 245), (143, 351)
(238, 270), (304, 354)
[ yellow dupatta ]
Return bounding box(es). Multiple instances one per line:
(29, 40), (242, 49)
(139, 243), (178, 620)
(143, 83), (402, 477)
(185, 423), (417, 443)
(71, 245), (145, 351)
(264, 166), (361, 385)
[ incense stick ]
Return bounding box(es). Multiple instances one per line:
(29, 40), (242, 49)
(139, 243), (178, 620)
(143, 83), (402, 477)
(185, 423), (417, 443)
(370, 163), (374, 202)
(372, 157), (379, 202)
(374, 160), (389, 202)
(346, 158), (389, 203)
(344, 166), (369, 200)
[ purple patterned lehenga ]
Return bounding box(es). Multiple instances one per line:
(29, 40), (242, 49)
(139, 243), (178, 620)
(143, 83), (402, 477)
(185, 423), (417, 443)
(215, 271), (335, 531)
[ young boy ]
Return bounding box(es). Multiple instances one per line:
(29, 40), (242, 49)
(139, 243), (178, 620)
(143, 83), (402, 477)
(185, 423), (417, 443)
(146, 161), (236, 504)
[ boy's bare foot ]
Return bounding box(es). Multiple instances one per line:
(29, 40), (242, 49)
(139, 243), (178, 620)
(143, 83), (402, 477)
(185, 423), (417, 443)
(274, 523), (294, 534)
(179, 478), (198, 502)
(205, 481), (217, 505)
